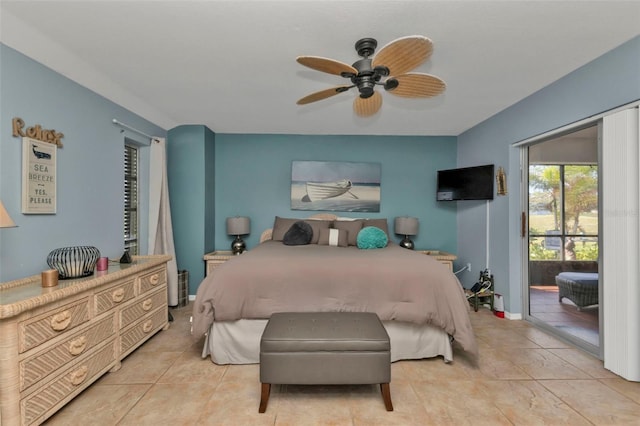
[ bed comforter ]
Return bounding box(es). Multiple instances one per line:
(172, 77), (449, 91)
(192, 241), (477, 355)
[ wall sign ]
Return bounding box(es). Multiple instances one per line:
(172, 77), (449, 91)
(12, 117), (64, 147)
(22, 137), (57, 214)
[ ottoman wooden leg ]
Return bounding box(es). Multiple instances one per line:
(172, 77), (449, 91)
(259, 383), (271, 413)
(380, 383), (393, 411)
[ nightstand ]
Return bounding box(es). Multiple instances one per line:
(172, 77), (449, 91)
(203, 251), (235, 277)
(417, 250), (457, 271)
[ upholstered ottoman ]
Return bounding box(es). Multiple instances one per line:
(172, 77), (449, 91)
(259, 312), (392, 413)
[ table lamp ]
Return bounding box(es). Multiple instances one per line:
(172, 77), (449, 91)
(227, 216), (250, 255)
(394, 216), (418, 250)
(0, 200), (17, 228)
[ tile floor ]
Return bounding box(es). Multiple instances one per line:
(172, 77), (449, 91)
(44, 303), (640, 425)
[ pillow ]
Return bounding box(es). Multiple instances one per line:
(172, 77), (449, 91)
(318, 228), (348, 247)
(272, 217), (332, 243)
(332, 220), (364, 246)
(304, 219), (332, 244)
(282, 221), (313, 245)
(362, 218), (390, 243)
(272, 217), (300, 241)
(357, 226), (389, 249)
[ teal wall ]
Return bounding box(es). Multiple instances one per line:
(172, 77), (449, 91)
(167, 125), (216, 293)
(213, 134), (458, 252)
(0, 44), (166, 281)
(456, 36), (640, 313)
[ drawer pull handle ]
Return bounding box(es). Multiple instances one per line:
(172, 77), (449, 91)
(69, 365), (88, 386)
(51, 310), (72, 331)
(149, 274), (160, 286)
(142, 320), (153, 333)
(142, 299), (153, 311)
(68, 336), (87, 356)
(112, 288), (125, 303)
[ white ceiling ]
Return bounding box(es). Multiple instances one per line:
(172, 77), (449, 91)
(1, 1), (639, 136)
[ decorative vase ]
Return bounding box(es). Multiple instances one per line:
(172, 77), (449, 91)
(47, 246), (101, 279)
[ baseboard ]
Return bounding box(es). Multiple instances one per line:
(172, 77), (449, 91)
(505, 311), (522, 320)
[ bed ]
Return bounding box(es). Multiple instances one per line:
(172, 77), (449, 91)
(191, 215), (478, 364)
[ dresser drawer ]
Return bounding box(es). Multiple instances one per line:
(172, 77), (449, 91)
(19, 314), (115, 392)
(139, 267), (166, 294)
(120, 289), (167, 330)
(21, 341), (115, 425)
(19, 298), (91, 353)
(95, 278), (135, 315)
(120, 308), (167, 355)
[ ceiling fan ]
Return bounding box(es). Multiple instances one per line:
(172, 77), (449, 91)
(296, 35), (446, 117)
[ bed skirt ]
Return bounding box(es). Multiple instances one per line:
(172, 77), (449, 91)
(201, 319), (453, 364)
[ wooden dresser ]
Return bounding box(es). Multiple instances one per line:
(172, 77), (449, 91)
(0, 255), (171, 426)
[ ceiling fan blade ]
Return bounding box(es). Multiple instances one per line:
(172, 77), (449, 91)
(353, 92), (382, 117)
(296, 56), (357, 76)
(297, 86), (352, 105)
(372, 36), (433, 76)
(386, 73), (446, 98)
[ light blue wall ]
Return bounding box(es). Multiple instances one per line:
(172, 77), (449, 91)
(0, 44), (165, 281)
(167, 125), (216, 293)
(213, 134), (458, 252)
(457, 36), (640, 313)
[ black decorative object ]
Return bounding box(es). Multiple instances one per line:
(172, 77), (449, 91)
(47, 246), (100, 279)
(119, 250), (132, 264)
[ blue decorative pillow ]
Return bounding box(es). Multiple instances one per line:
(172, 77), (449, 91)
(356, 226), (388, 249)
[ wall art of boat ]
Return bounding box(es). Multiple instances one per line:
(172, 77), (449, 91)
(32, 144), (52, 160)
(303, 179), (359, 202)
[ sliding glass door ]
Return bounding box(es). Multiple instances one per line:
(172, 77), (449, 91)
(525, 125), (600, 354)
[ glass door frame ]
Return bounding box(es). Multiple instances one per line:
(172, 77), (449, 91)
(519, 123), (603, 359)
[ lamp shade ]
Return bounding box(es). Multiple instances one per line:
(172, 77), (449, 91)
(394, 216), (419, 236)
(226, 216), (250, 236)
(0, 200), (17, 228)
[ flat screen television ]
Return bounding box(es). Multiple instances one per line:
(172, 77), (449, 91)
(437, 164), (494, 201)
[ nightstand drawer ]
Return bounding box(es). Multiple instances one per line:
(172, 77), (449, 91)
(119, 289), (167, 330)
(21, 341), (116, 425)
(95, 279), (136, 315)
(19, 298), (91, 353)
(20, 314), (115, 391)
(203, 251), (234, 276)
(139, 267), (166, 294)
(120, 308), (167, 355)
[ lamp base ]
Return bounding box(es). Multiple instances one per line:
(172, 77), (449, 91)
(399, 236), (414, 250)
(231, 236), (246, 255)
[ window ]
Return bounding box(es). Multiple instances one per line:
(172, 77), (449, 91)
(528, 164), (598, 261)
(124, 145), (139, 255)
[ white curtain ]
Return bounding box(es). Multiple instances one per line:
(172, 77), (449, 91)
(148, 137), (179, 306)
(602, 107), (640, 381)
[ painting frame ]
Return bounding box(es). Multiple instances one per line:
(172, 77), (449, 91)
(22, 137), (57, 214)
(291, 160), (381, 212)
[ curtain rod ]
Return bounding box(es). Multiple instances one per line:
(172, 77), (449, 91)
(112, 119), (160, 143)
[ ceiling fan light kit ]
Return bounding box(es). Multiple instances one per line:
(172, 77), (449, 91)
(296, 35), (446, 117)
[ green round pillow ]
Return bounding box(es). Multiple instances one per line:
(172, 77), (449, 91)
(356, 226), (388, 249)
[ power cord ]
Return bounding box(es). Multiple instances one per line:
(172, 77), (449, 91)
(453, 265), (468, 275)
